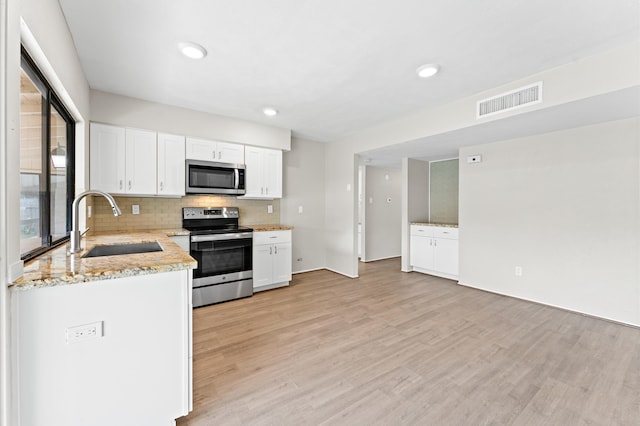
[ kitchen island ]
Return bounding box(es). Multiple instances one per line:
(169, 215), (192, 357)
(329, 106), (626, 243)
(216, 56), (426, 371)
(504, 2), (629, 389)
(10, 230), (196, 426)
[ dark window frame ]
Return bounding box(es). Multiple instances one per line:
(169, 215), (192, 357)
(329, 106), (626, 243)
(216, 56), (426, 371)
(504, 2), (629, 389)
(20, 47), (75, 261)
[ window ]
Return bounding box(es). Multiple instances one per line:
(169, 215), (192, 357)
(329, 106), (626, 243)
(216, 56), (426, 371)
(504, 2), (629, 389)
(19, 48), (75, 260)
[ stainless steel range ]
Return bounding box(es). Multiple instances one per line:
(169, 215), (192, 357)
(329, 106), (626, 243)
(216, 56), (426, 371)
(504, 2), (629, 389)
(183, 207), (253, 307)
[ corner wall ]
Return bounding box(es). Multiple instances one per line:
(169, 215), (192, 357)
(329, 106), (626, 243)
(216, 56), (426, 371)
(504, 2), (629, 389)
(459, 117), (640, 326)
(401, 158), (429, 271)
(281, 138), (327, 273)
(363, 166), (401, 262)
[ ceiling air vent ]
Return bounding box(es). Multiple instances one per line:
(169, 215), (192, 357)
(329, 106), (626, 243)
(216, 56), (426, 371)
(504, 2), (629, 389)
(477, 81), (542, 119)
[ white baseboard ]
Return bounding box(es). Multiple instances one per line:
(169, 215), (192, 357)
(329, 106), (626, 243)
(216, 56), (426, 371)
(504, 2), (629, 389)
(361, 255), (400, 263)
(292, 267), (324, 275)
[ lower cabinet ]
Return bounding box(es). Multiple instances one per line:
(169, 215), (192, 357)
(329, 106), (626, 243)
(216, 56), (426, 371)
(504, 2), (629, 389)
(11, 270), (192, 426)
(410, 225), (459, 280)
(253, 230), (292, 292)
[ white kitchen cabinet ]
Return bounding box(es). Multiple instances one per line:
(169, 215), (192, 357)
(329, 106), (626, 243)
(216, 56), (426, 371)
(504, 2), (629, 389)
(410, 225), (459, 280)
(91, 124), (157, 195)
(185, 137), (244, 164)
(157, 133), (186, 196)
(242, 146), (282, 199)
(125, 128), (157, 194)
(89, 123), (126, 193)
(91, 124), (186, 197)
(253, 230), (292, 291)
(12, 270), (192, 426)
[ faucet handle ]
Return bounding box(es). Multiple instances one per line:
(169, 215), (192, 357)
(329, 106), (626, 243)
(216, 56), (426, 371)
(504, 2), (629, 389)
(81, 227), (90, 237)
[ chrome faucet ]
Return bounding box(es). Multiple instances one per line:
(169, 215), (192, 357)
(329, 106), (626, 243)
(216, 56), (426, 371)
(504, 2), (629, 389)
(69, 190), (121, 254)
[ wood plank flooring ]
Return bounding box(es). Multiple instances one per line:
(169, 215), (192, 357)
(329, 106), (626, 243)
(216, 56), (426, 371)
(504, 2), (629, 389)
(177, 258), (640, 425)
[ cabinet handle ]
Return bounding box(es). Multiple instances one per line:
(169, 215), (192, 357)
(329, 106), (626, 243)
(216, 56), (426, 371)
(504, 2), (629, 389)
(275, 246), (278, 254)
(212, 151), (216, 159)
(159, 181), (164, 191)
(219, 151), (222, 159)
(261, 187), (264, 195)
(128, 180), (132, 190)
(266, 187), (269, 195)
(269, 247), (272, 255)
(119, 180), (123, 190)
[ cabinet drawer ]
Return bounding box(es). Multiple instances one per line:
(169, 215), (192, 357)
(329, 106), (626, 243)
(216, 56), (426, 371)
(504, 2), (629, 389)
(410, 225), (434, 237)
(254, 230), (292, 245)
(433, 227), (458, 239)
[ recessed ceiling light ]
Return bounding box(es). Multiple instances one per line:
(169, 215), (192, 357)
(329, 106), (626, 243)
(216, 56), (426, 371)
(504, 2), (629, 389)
(262, 107), (278, 117)
(178, 42), (207, 60)
(416, 63), (440, 78)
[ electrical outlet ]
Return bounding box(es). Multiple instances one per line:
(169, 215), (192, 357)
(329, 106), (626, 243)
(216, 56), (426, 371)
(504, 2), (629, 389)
(87, 206), (92, 218)
(132, 205), (140, 215)
(298, 205), (303, 214)
(267, 204), (273, 214)
(67, 321), (103, 344)
(515, 266), (523, 276)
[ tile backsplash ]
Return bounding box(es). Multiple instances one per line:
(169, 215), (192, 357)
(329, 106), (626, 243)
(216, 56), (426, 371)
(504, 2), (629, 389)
(88, 195), (280, 233)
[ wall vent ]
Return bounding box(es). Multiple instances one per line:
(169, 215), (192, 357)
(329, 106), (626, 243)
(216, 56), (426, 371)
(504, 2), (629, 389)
(477, 81), (542, 119)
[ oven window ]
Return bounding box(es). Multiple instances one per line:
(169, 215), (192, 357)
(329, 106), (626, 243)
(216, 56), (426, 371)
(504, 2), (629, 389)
(189, 165), (235, 189)
(191, 238), (252, 278)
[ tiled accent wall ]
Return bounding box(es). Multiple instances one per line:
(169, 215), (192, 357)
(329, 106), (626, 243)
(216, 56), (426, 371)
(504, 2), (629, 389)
(88, 195), (280, 233)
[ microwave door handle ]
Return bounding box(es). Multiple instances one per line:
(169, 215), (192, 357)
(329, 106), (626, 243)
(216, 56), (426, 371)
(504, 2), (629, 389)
(234, 168), (239, 190)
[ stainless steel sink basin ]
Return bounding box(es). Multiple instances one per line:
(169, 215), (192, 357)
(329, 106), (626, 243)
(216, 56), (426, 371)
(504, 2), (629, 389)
(82, 241), (163, 258)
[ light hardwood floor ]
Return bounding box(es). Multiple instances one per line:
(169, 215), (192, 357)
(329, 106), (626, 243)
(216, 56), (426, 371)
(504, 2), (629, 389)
(177, 258), (640, 425)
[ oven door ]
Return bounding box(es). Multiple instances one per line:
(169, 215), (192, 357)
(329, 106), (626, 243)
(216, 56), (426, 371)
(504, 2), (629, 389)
(190, 232), (253, 287)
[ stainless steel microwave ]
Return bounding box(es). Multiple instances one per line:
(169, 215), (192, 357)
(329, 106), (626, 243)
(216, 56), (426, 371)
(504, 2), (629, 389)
(185, 160), (246, 195)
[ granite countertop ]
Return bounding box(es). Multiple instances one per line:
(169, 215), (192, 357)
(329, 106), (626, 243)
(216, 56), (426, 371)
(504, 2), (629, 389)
(410, 222), (459, 228)
(11, 229), (196, 291)
(250, 224), (294, 231)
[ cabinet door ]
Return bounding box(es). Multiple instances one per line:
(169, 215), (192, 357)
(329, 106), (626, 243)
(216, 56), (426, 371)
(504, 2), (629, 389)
(243, 146), (266, 198)
(252, 244), (273, 288)
(264, 148), (282, 198)
(410, 235), (434, 270)
(434, 238), (459, 276)
(273, 242), (292, 284)
(217, 142), (244, 164)
(125, 128), (157, 194)
(157, 133), (185, 196)
(90, 123), (125, 193)
(185, 137), (216, 161)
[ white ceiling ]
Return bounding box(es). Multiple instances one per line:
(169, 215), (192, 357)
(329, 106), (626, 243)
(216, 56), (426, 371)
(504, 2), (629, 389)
(59, 0), (639, 149)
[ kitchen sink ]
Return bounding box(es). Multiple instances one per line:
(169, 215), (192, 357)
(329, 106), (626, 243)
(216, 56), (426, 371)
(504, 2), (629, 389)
(82, 241), (163, 258)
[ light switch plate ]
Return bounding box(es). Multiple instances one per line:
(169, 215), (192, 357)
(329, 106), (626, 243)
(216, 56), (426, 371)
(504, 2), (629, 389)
(267, 204), (273, 214)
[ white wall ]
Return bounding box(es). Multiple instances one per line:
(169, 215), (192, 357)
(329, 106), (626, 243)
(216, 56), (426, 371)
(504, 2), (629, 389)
(401, 158), (429, 271)
(363, 166), (402, 262)
(281, 137), (326, 273)
(2, 0), (92, 423)
(459, 118), (640, 326)
(90, 90), (291, 151)
(1, 1), (21, 424)
(324, 42), (640, 278)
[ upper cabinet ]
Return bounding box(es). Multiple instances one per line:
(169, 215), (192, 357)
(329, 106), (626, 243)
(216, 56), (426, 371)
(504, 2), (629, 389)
(90, 123), (185, 197)
(157, 133), (186, 197)
(90, 123), (126, 194)
(185, 137), (244, 164)
(91, 123), (158, 194)
(242, 146), (282, 199)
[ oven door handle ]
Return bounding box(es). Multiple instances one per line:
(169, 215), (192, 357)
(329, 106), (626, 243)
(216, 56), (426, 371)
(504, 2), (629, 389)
(191, 232), (253, 243)
(194, 244), (248, 252)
